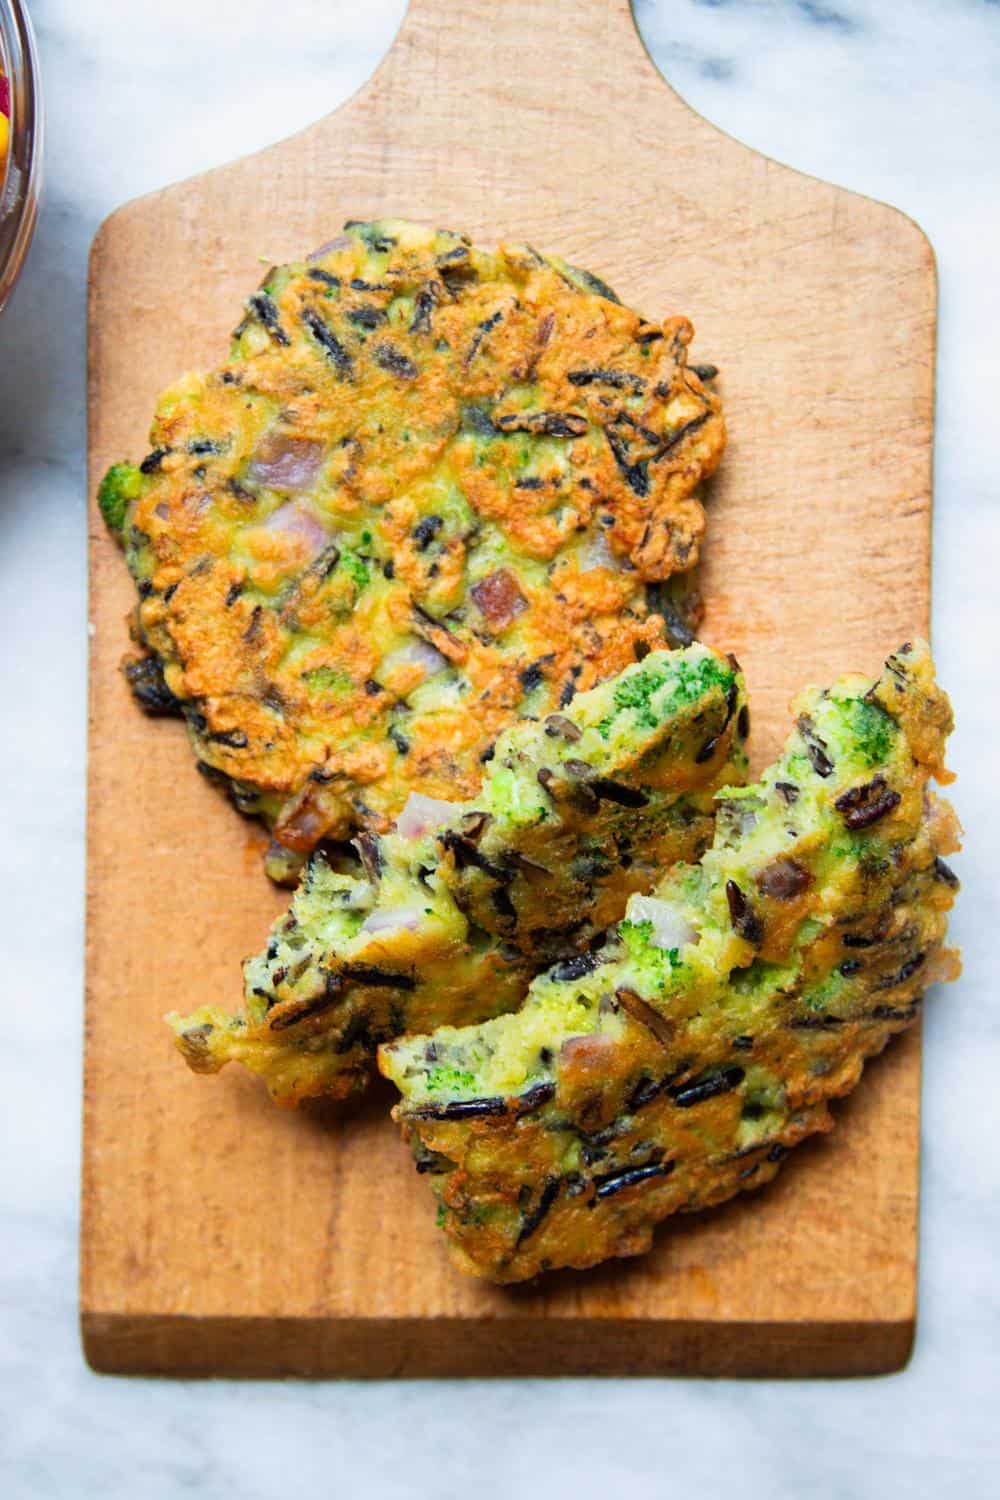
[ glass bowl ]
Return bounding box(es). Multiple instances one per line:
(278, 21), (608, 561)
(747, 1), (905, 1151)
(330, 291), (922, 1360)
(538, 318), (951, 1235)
(0, 0), (41, 313)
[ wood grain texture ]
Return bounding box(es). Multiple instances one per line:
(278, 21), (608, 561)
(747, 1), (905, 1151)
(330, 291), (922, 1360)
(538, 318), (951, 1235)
(83, 0), (936, 1377)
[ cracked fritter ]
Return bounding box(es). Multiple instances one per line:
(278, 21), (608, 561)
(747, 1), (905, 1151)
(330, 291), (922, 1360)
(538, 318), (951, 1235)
(381, 642), (960, 1282)
(169, 645), (748, 1103)
(97, 219), (725, 876)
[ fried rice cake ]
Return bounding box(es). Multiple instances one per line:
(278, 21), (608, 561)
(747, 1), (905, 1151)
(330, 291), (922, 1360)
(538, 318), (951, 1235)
(97, 219), (725, 877)
(381, 642), (961, 1283)
(168, 645), (748, 1104)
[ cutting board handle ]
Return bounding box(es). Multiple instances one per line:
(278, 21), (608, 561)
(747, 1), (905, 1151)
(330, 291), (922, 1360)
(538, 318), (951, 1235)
(366, 0), (677, 116)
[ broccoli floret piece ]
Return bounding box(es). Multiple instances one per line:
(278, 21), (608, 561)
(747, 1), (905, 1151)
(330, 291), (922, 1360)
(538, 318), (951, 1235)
(97, 462), (143, 536)
(834, 694), (898, 768)
(601, 656), (734, 737)
(426, 1066), (477, 1094)
(618, 918), (681, 993)
(338, 549), (370, 592)
(668, 655), (734, 709)
(302, 666), (353, 695)
(607, 667), (670, 730)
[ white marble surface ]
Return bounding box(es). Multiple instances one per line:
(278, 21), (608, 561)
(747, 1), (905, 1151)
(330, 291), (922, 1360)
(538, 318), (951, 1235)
(1, 0), (997, 1493)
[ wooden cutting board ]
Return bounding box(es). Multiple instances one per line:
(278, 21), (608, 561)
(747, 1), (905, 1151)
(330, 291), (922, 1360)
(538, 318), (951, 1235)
(83, 0), (936, 1377)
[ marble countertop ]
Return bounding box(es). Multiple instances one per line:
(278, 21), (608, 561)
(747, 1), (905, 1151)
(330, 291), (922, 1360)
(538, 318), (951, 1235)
(1, 0), (997, 1494)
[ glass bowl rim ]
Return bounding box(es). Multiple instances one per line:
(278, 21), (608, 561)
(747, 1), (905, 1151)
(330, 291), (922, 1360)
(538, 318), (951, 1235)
(0, 0), (42, 314)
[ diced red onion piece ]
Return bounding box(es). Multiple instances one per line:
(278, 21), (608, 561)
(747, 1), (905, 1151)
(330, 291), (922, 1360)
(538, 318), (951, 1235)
(382, 639), (448, 680)
(359, 905), (426, 935)
(307, 235), (352, 262)
(273, 792), (327, 851)
(395, 792), (458, 840)
(626, 894), (698, 951)
(247, 435), (324, 492)
(470, 568), (527, 631)
(262, 501), (330, 560)
(577, 528), (617, 573)
(343, 881), (375, 911)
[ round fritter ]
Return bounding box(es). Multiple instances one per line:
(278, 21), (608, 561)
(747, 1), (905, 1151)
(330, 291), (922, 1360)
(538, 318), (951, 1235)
(100, 219), (725, 866)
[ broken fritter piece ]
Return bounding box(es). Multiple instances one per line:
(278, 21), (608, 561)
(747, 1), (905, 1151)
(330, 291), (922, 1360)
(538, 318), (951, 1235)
(381, 642), (960, 1282)
(98, 219), (725, 875)
(168, 644), (748, 1103)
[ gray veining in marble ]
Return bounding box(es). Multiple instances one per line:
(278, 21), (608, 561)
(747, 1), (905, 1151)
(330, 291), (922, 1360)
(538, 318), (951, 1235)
(1, 1), (997, 1495)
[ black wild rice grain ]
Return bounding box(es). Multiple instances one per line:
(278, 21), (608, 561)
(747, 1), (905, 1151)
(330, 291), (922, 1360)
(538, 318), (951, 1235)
(346, 305), (386, 329)
(655, 411), (711, 458)
(123, 656), (183, 717)
(796, 714), (834, 777)
(413, 515), (444, 551)
(549, 953), (602, 983)
(208, 728), (249, 749)
(669, 1067), (745, 1108)
(338, 963), (416, 991)
(344, 222), (397, 252)
(520, 655), (554, 693)
(834, 776), (902, 830)
(333, 1010), (372, 1054)
(355, 832), (383, 882)
(567, 368), (646, 393)
(869, 1000), (921, 1022)
(513, 1083), (557, 1117)
(417, 1096), (509, 1121)
(589, 777), (650, 808)
(409, 281), (441, 334)
(247, 292), (290, 345)
(388, 726), (410, 756)
(302, 309), (353, 376)
(437, 831), (509, 883)
(874, 951), (926, 990)
(139, 447), (169, 474)
(465, 308), (504, 364)
(593, 1159), (675, 1200)
(725, 880), (764, 944)
(268, 989), (342, 1031)
(374, 343), (418, 379)
(626, 1075), (662, 1114)
(497, 411), (588, 438)
(516, 1177), (561, 1246)
(605, 427), (649, 497)
(564, 264), (621, 304)
(616, 987), (674, 1050)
